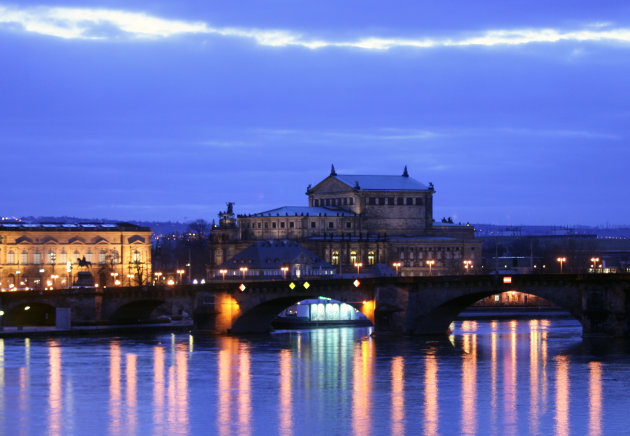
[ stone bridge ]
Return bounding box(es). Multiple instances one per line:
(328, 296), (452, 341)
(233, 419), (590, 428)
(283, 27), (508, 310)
(1, 274), (629, 337)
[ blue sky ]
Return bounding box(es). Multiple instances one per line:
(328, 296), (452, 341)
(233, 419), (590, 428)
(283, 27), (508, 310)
(1, 1), (629, 225)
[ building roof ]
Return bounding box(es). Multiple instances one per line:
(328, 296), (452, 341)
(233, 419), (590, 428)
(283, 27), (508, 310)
(220, 240), (333, 269)
(243, 206), (354, 218)
(333, 174), (429, 191)
(0, 222), (151, 232)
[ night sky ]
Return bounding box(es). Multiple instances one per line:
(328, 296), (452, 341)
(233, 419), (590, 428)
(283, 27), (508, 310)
(2, 1), (629, 225)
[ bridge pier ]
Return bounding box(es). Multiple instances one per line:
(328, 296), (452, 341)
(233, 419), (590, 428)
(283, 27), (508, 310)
(581, 284), (629, 337)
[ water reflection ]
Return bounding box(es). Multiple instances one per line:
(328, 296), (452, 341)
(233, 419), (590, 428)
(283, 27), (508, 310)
(0, 319), (621, 435)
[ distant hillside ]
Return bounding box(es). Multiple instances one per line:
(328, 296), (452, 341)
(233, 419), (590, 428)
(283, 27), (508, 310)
(475, 224), (630, 239)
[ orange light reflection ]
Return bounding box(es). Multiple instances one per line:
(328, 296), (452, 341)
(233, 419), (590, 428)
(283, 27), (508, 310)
(589, 361), (602, 436)
(279, 349), (293, 436)
(391, 356), (405, 435)
(424, 352), (439, 435)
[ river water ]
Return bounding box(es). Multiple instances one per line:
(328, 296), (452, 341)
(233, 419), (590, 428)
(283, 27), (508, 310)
(0, 318), (629, 435)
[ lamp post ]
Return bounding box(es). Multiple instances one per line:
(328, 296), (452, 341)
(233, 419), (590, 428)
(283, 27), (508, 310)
(463, 260), (472, 274)
(590, 257), (600, 273)
(556, 257), (566, 273)
(154, 271), (163, 285)
(355, 262), (363, 278)
(240, 267), (248, 280)
(426, 259), (435, 276)
(392, 262), (401, 276)
(39, 268), (45, 290)
(127, 274), (134, 286)
(51, 274), (59, 289)
(176, 269), (185, 284)
(280, 266), (289, 279)
(219, 269), (227, 280)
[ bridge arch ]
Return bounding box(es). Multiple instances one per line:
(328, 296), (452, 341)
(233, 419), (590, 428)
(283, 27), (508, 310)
(409, 288), (582, 336)
(109, 300), (168, 323)
(230, 292), (375, 334)
(4, 302), (57, 326)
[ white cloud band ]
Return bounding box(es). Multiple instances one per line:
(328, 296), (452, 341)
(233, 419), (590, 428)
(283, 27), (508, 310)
(1, 4), (630, 50)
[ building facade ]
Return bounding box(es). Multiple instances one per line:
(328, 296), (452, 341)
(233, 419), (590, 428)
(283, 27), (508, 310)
(0, 222), (152, 290)
(211, 166), (481, 276)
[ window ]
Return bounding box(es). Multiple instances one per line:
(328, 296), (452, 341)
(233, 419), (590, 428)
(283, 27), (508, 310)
(388, 197), (394, 205)
(397, 197), (404, 205)
(379, 198), (386, 205)
(331, 251), (339, 265)
(133, 250), (141, 263)
(326, 199), (331, 206)
(85, 250), (92, 263)
(350, 251), (357, 265)
(368, 251), (375, 265)
(346, 222), (352, 229)
(59, 251), (67, 264)
(272, 222), (277, 229)
(349, 198), (354, 205)
(112, 250), (120, 264)
(314, 199), (320, 207)
(289, 222), (295, 228)
(369, 198), (376, 205)
(343, 198), (348, 205)
(416, 198), (424, 205)
(20, 250), (28, 264)
(311, 222), (316, 228)
(99, 250), (107, 264)
(280, 222), (285, 228)
(264, 223), (268, 229)
(258, 222), (262, 229)
(406, 198), (413, 205)
(34, 251), (42, 264)
(328, 222), (334, 229)
(48, 250), (56, 264)
(7, 250), (15, 264)
(74, 250), (80, 263)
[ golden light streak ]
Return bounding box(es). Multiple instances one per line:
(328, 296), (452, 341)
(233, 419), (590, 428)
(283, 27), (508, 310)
(279, 349), (293, 436)
(555, 355), (570, 436)
(109, 341), (122, 436)
(126, 353), (138, 436)
(176, 344), (190, 434)
(153, 346), (165, 435)
(503, 321), (518, 436)
(217, 338), (233, 436)
(490, 323), (498, 434)
(529, 320), (540, 435)
(424, 352), (439, 435)
(461, 334), (477, 435)
(352, 340), (373, 436)
(48, 341), (63, 436)
(391, 356), (405, 435)
(588, 361), (602, 436)
(238, 342), (252, 436)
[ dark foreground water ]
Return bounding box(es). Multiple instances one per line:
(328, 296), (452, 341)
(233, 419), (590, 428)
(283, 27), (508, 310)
(1, 319), (629, 435)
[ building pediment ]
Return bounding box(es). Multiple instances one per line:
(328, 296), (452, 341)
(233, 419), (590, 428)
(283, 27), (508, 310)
(310, 176), (355, 195)
(15, 236), (33, 244)
(40, 236), (59, 244)
(128, 235), (146, 244)
(92, 237), (109, 244)
(68, 237), (86, 244)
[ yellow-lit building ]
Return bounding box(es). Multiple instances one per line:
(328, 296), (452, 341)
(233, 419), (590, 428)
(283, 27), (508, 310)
(0, 222), (152, 290)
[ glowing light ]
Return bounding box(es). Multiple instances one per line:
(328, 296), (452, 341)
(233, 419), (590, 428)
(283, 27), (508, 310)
(303, 281), (310, 289)
(238, 284), (246, 292)
(289, 282), (296, 290)
(353, 279), (361, 287)
(503, 276), (512, 284)
(24, 306), (30, 311)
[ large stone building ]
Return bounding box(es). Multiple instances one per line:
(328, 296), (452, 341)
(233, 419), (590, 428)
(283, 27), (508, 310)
(0, 222), (152, 290)
(210, 166), (481, 277)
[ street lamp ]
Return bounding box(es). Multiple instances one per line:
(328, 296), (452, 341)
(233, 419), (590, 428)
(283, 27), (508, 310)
(176, 269), (185, 284)
(110, 272), (119, 286)
(240, 267), (248, 280)
(426, 259), (435, 276)
(51, 274), (59, 289)
(280, 266), (289, 279)
(463, 260), (472, 273)
(392, 262), (401, 276)
(154, 271), (163, 284)
(355, 262), (363, 278)
(219, 269), (228, 280)
(590, 257), (600, 272)
(556, 257), (567, 273)
(127, 274), (134, 286)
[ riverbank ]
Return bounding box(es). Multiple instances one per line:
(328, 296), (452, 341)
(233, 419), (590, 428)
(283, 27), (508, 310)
(0, 320), (193, 338)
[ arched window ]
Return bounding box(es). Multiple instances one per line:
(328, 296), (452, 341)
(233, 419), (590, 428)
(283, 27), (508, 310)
(73, 250), (80, 263)
(112, 250), (120, 264)
(350, 251), (357, 265)
(7, 250), (15, 264)
(48, 250), (56, 264)
(59, 250), (67, 264)
(20, 250), (28, 264)
(133, 250), (141, 263)
(331, 251), (339, 265)
(99, 250), (107, 264)
(368, 251), (375, 265)
(85, 250), (93, 262)
(33, 250), (42, 264)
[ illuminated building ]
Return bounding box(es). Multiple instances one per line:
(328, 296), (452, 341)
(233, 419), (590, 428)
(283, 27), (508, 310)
(211, 166), (481, 276)
(0, 222), (152, 289)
